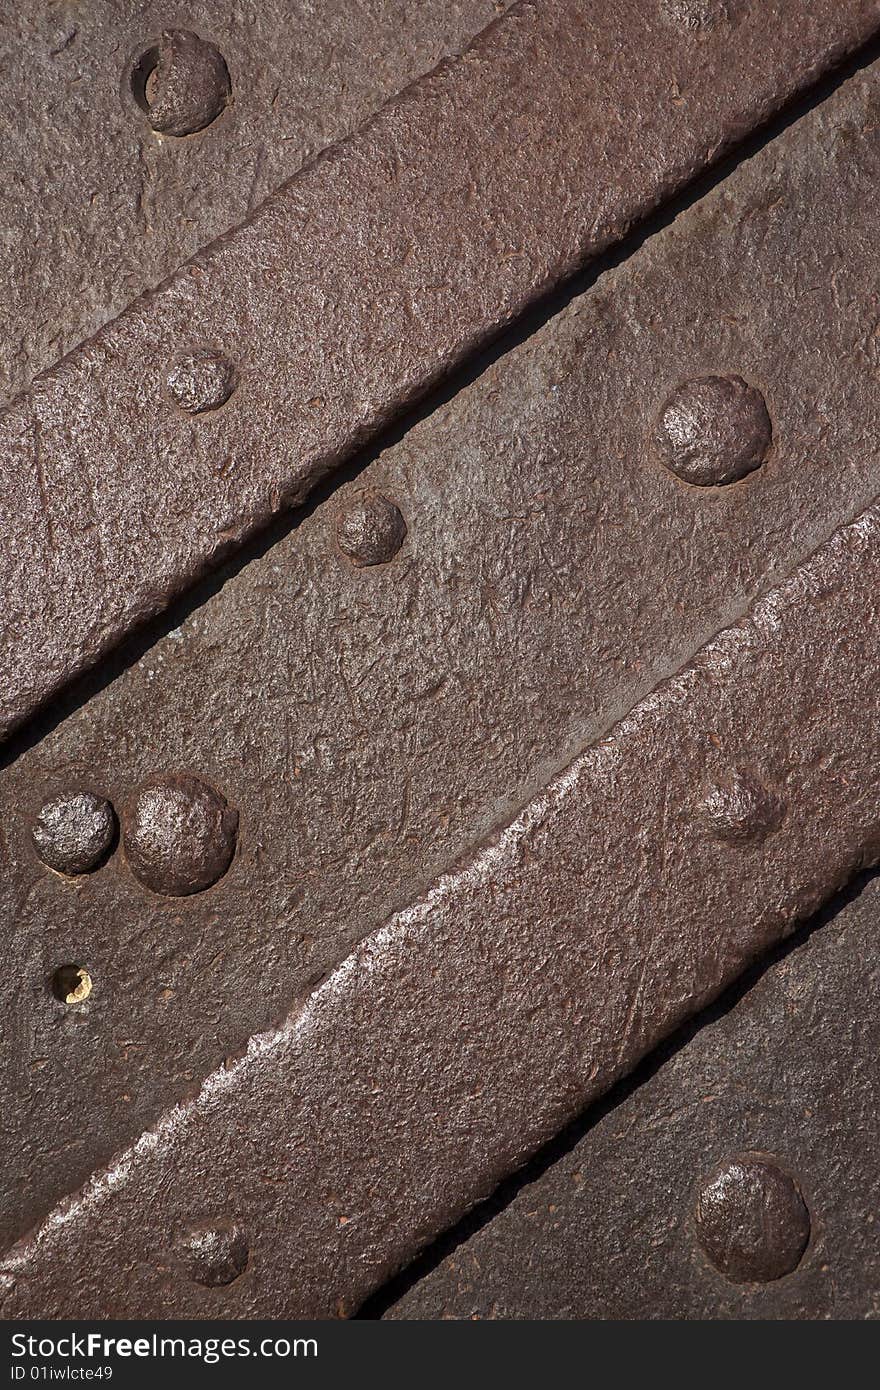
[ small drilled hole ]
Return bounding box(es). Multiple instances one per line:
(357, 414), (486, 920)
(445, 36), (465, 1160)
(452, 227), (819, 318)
(52, 965), (93, 1005)
(130, 47), (160, 114)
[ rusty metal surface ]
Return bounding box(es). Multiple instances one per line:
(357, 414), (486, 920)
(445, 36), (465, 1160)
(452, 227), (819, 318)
(3, 48), (880, 1279)
(3, 4), (880, 1325)
(384, 870), (880, 1320)
(0, 0), (508, 407)
(3, 0), (879, 744)
(3, 48), (880, 1266)
(2, 498), (879, 1318)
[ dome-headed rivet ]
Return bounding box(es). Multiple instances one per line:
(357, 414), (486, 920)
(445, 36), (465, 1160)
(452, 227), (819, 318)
(132, 31), (231, 138)
(655, 375), (771, 486)
(32, 791), (116, 876)
(166, 352), (236, 414)
(699, 768), (785, 845)
(336, 492), (407, 567)
(122, 774), (238, 896)
(695, 1155), (810, 1283)
(177, 1221), (248, 1287)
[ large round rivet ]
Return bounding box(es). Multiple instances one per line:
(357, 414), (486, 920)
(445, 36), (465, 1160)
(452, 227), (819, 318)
(121, 774), (238, 896)
(132, 30), (231, 138)
(31, 791), (116, 876)
(699, 768), (785, 846)
(695, 1155), (810, 1283)
(166, 352), (236, 414)
(177, 1221), (248, 1287)
(336, 492), (407, 567)
(655, 374), (771, 486)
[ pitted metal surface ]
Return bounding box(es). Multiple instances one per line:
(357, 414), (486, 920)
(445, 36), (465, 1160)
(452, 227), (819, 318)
(2, 498), (880, 1317)
(2, 1), (880, 1322)
(0, 0), (509, 406)
(3, 0), (879, 744)
(385, 871), (880, 1320)
(3, 55), (880, 1260)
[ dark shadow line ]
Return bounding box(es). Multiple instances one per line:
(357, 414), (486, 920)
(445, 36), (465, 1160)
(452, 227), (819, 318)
(4, 26), (880, 772)
(356, 866), (878, 1318)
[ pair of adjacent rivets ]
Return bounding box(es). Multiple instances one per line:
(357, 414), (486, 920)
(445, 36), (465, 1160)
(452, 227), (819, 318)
(177, 1166), (810, 1290)
(32, 774), (237, 897)
(134, 31), (234, 418)
(659, 380), (780, 841)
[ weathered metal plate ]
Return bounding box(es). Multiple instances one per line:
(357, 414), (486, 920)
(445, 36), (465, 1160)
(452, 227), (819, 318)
(3, 49), (880, 1269)
(3, 0), (879, 743)
(2, 499), (879, 1317)
(384, 870), (880, 1320)
(0, 0), (509, 407)
(1, 46), (878, 1262)
(3, 3), (880, 1322)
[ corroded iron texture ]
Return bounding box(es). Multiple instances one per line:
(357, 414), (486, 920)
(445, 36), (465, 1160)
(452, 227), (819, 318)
(4, 54), (880, 1262)
(386, 871), (880, 1320)
(0, 0), (508, 406)
(3, 0), (879, 741)
(2, 500), (879, 1318)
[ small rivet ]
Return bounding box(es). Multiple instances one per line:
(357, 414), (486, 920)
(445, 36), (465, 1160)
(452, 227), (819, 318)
(336, 492), (407, 567)
(121, 774), (238, 896)
(655, 375), (771, 486)
(31, 791), (116, 876)
(166, 352), (236, 414)
(695, 1155), (810, 1283)
(131, 31), (231, 137)
(661, 0), (735, 30)
(52, 964), (93, 1005)
(699, 768), (785, 845)
(177, 1221), (248, 1287)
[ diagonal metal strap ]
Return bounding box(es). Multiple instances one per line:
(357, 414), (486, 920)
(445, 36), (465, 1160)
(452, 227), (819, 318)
(2, 0), (879, 741)
(3, 499), (879, 1316)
